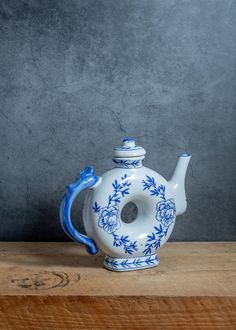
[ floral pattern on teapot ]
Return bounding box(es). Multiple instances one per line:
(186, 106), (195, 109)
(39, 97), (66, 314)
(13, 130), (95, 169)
(93, 174), (138, 255)
(142, 175), (176, 255)
(92, 173), (176, 258)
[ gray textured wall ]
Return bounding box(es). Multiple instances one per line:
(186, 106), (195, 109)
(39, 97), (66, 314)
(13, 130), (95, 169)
(0, 0), (235, 241)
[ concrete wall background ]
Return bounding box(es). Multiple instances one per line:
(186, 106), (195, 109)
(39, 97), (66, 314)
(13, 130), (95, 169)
(0, 0), (235, 241)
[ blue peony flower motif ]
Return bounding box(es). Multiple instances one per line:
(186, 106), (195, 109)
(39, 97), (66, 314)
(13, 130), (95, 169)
(156, 198), (176, 227)
(98, 205), (121, 234)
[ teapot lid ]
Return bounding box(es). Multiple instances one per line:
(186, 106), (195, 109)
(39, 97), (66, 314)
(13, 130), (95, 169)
(113, 138), (146, 158)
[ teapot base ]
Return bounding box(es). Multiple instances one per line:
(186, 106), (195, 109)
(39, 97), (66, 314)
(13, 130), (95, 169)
(104, 253), (159, 272)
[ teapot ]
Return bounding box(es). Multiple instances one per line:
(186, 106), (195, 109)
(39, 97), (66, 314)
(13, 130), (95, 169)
(60, 138), (191, 271)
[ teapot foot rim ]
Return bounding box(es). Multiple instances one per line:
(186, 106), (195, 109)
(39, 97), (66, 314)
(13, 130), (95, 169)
(104, 253), (159, 272)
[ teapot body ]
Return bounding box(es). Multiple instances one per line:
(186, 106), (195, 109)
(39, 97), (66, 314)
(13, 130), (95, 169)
(60, 138), (191, 271)
(83, 166), (176, 271)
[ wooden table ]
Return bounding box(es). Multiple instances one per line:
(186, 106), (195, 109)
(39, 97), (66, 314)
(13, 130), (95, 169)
(0, 242), (235, 329)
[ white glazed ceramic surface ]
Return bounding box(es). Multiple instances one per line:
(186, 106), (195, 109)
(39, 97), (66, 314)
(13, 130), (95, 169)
(60, 138), (191, 271)
(83, 167), (175, 257)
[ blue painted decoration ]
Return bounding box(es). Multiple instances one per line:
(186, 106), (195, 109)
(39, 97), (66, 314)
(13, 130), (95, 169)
(104, 254), (159, 271)
(113, 158), (143, 169)
(142, 175), (176, 255)
(93, 174), (138, 255)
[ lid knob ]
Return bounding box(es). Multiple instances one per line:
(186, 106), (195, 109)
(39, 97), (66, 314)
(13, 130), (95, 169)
(122, 137), (136, 148)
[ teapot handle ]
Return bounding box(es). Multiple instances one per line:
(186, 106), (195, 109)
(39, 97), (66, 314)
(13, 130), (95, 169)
(59, 166), (101, 255)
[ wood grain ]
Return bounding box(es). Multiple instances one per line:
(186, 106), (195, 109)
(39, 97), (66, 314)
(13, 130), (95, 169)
(0, 296), (235, 329)
(0, 242), (235, 296)
(0, 242), (235, 329)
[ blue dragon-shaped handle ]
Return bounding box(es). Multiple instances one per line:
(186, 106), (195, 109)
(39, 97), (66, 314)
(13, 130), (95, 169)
(59, 166), (100, 255)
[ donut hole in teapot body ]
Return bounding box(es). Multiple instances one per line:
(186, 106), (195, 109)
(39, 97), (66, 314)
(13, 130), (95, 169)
(121, 202), (138, 224)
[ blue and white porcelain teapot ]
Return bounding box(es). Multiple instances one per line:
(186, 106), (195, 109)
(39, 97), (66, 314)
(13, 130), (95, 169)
(60, 138), (191, 271)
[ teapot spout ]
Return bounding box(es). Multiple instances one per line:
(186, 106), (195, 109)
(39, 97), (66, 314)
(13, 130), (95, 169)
(169, 153), (191, 216)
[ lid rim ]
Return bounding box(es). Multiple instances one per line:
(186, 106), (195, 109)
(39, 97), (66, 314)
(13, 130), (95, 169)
(113, 138), (146, 159)
(112, 155), (145, 159)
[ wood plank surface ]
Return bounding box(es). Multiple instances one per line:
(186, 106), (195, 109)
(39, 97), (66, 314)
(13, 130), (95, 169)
(0, 242), (235, 296)
(0, 242), (235, 329)
(0, 296), (235, 330)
